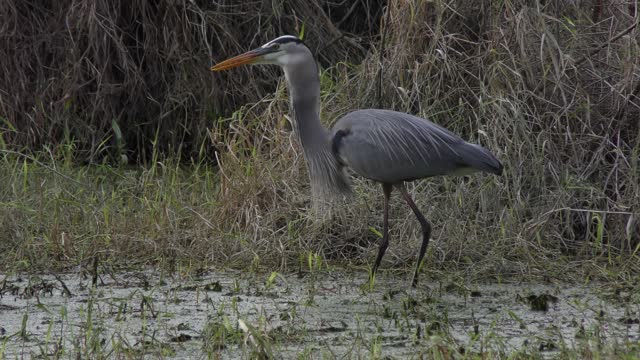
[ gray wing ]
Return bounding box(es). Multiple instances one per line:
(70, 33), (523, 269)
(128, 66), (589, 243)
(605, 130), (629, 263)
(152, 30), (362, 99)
(331, 109), (502, 183)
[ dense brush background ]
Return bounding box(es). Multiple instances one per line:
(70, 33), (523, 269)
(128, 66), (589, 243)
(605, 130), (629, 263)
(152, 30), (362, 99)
(0, 0), (638, 277)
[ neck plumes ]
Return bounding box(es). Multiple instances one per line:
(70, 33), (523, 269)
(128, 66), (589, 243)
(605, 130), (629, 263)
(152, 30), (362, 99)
(283, 58), (351, 201)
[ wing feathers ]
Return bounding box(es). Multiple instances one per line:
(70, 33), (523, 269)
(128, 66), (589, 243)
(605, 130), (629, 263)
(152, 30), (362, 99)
(332, 109), (501, 182)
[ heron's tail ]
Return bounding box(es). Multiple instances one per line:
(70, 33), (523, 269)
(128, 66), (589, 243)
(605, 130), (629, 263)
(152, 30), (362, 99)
(460, 143), (503, 175)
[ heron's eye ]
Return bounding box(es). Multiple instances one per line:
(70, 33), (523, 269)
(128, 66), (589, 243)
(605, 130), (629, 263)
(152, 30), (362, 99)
(270, 43), (280, 50)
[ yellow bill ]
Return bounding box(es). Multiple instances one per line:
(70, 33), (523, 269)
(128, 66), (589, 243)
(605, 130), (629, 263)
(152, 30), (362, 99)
(211, 47), (273, 71)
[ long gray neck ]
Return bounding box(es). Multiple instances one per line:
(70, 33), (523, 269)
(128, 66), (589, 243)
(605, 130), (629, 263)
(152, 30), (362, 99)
(282, 55), (351, 201)
(283, 60), (326, 146)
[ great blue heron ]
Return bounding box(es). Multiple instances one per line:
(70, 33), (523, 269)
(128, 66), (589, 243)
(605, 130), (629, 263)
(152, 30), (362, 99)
(212, 35), (503, 287)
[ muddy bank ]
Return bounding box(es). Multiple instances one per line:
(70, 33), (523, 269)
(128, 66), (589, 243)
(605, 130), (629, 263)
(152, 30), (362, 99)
(0, 270), (638, 358)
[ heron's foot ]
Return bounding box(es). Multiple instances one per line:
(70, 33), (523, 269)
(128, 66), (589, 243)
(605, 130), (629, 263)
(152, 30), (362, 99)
(410, 269), (421, 287)
(410, 270), (434, 293)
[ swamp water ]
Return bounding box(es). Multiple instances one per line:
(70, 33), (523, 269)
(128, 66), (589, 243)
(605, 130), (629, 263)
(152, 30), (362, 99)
(0, 270), (638, 358)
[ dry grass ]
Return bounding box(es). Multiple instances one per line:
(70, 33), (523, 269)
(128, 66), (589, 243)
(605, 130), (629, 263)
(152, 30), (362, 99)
(0, 0), (381, 162)
(0, 0), (639, 280)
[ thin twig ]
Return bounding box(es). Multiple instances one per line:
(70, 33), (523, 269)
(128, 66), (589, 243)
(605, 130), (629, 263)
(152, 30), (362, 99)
(53, 274), (73, 297)
(377, 5), (390, 108)
(575, 21), (639, 66)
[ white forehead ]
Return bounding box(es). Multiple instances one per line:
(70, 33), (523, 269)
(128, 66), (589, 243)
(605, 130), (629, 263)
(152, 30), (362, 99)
(261, 35), (300, 48)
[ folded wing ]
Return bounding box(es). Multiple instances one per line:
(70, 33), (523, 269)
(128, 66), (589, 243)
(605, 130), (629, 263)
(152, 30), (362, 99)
(331, 109), (502, 183)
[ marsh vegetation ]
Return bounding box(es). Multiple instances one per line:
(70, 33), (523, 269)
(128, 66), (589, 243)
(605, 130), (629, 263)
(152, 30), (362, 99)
(1, 271), (639, 358)
(0, 0), (639, 358)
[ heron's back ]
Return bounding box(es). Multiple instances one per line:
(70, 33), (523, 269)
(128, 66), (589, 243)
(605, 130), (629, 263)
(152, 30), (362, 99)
(331, 109), (502, 183)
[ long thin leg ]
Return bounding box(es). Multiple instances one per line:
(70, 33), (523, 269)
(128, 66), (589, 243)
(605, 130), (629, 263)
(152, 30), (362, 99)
(398, 183), (432, 287)
(371, 183), (393, 279)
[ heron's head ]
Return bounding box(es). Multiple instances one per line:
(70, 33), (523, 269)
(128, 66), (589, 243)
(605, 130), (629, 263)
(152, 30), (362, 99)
(211, 35), (310, 72)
